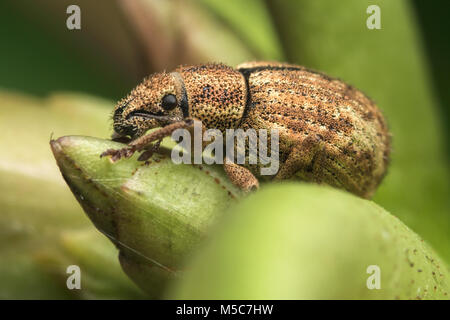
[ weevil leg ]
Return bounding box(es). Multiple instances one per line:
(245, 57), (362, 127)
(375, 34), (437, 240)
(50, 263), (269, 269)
(223, 158), (259, 192)
(137, 139), (162, 161)
(101, 118), (195, 162)
(274, 136), (324, 180)
(130, 119), (194, 150)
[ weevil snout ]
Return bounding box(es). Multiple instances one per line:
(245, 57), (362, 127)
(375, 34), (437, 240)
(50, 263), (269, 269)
(111, 72), (186, 140)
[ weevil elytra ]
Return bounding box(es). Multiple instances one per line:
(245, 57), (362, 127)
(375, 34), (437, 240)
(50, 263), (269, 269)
(101, 61), (390, 198)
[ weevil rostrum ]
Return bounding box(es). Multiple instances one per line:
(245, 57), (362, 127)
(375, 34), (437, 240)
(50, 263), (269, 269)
(101, 61), (390, 198)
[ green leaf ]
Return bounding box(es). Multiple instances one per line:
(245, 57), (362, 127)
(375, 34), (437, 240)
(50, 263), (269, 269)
(169, 184), (450, 299)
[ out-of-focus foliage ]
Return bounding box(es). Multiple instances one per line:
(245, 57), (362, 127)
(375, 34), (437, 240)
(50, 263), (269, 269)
(198, 0), (284, 60)
(169, 184), (450, 300)
(413, 0), (450, 154)
(0, 92), (144, 299)
(0, 1), (134, 100)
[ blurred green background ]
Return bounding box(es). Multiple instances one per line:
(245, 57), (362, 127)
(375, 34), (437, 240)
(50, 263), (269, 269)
(0, 0), (449, 299)
(1, 0), (449, 135)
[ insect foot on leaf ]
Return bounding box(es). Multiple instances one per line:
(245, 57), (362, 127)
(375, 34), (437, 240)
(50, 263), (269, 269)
(100, 146), (136, 162)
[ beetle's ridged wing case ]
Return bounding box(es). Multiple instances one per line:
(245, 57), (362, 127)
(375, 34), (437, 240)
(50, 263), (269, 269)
(238, 62), (390, 198)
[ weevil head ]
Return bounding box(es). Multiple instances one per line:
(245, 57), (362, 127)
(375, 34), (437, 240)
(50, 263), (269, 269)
(112, 72), (186, 140)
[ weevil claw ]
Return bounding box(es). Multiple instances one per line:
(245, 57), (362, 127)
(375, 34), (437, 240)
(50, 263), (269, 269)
(100, 149), (115, 158)
(137, 150), (153, 161)
(136, 139), (162, 162)
(100, 147), (136, 162)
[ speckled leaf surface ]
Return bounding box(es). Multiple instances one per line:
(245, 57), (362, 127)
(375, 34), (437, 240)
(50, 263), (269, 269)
(170, 184), (450, 300)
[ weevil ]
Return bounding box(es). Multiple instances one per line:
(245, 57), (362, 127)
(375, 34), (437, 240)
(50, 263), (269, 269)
(101, 61), (390, 198)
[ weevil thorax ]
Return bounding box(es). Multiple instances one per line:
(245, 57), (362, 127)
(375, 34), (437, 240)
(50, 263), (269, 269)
(112, 72), (185, 139)
(176, 63), (247, 132)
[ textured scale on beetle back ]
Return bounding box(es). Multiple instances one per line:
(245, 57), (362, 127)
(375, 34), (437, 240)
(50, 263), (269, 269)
(237, 63), (390, 198)
(176, 63), (247, 132)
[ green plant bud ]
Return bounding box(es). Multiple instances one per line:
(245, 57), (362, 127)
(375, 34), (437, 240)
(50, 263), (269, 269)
(51, 135), (243, 297)
(169, 184), (450, 300)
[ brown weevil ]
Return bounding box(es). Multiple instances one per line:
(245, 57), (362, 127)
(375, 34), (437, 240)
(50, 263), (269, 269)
(101, 61), (390, 198)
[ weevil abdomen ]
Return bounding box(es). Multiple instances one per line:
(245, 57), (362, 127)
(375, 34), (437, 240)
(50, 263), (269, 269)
(236, 62), (390, 198)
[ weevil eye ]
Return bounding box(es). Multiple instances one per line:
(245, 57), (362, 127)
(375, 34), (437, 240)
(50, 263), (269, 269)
(161, 94), (177, 110)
